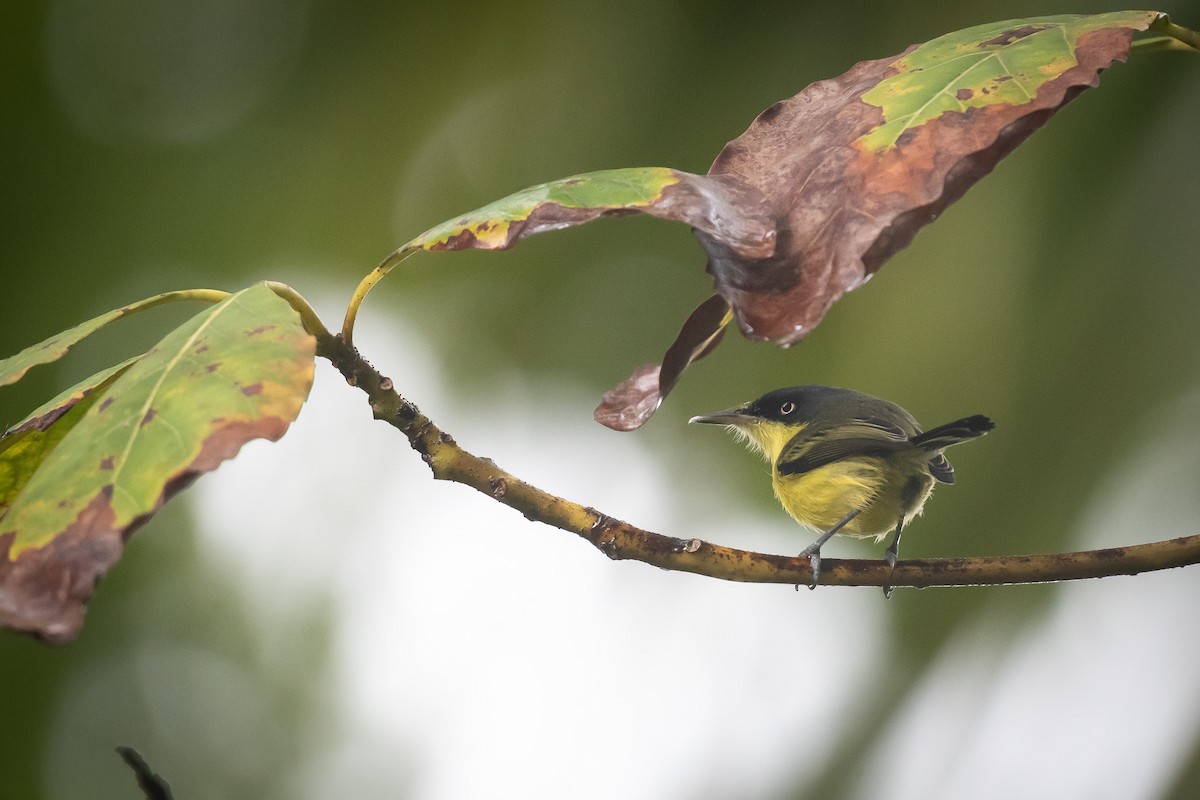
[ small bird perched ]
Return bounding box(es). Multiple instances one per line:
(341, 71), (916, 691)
(690, 386), (994, 592)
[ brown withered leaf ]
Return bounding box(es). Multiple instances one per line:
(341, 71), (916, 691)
(703, 11), (1166, 344)
(596, 11), (1187, 429)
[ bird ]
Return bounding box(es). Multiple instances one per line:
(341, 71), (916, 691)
(689, 385), (994, 593)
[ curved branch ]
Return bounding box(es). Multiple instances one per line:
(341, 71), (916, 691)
(315, 334), (1200, 588)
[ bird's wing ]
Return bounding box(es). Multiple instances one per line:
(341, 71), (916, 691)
(776, 417), (910, 476)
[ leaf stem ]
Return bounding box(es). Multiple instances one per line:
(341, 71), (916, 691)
(339, 246), (418, 349)
(1138, 16), (1200, 53)
(264, 281), (332, 341)
(1159, 19), (1200, 51)
(318, 339), (1200, 589)
(1129, 36), (1199, 55)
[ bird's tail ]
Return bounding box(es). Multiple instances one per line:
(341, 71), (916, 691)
(913, 414), (995, 451)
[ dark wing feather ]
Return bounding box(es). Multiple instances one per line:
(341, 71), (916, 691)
(928, 453), (955, 484)
(777, 417), (910, 476)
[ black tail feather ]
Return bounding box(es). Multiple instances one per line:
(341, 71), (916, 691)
(913, 414), (995, 451)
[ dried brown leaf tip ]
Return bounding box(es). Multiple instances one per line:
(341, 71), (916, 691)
(594, 364), (662, 432)
(595, 295), (731, 430)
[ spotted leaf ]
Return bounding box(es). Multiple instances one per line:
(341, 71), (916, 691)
(0, 284), (316, 643)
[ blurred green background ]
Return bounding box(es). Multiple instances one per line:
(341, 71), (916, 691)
(3, 1), (1200, 798)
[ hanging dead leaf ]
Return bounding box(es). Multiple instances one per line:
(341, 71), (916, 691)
(704, 11), (1172, 344)
(597, 10), (1195, 428)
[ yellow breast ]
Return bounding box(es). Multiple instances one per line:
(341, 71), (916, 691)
(734, 417), (936, 541)
(771, 456), (934, 542)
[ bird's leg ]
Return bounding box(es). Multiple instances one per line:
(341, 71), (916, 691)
(882, 516), (906, 599)
(799, 508), (861, 589)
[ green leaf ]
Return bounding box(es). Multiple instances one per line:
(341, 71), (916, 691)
(0, 284), (315, 643)
(859, 11), (1162, 152)
(0, 288), (228, 388)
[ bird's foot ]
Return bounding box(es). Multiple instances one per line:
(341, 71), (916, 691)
(882, 547), (898, 599)
(799, 543), (822, 590)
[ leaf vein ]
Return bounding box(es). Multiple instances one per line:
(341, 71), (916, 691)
(108, 298), (234, 499)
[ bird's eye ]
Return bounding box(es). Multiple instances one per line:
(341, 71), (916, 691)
(780, 401), (796, 415)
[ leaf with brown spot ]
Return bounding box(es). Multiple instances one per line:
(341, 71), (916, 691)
(0, 284), (315, 643)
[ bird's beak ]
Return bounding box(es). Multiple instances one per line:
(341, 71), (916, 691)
(688, 405), (752, 426)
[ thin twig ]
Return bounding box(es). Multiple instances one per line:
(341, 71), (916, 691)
(316, 332), (1200, 589)
(116, 747), (174, 800)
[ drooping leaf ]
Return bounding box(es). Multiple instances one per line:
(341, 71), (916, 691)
(703, 10), (1177, 345)
(0, 284), (316, 643)
(403, 167), (776, 259)
(599, 10), (1195, 428)
(594, 295), (731, 431)
(0, 288), (227, 388)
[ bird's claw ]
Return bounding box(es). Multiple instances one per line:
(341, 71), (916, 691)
(882, 547), (898, 599)
(799, 544), (822, 590)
